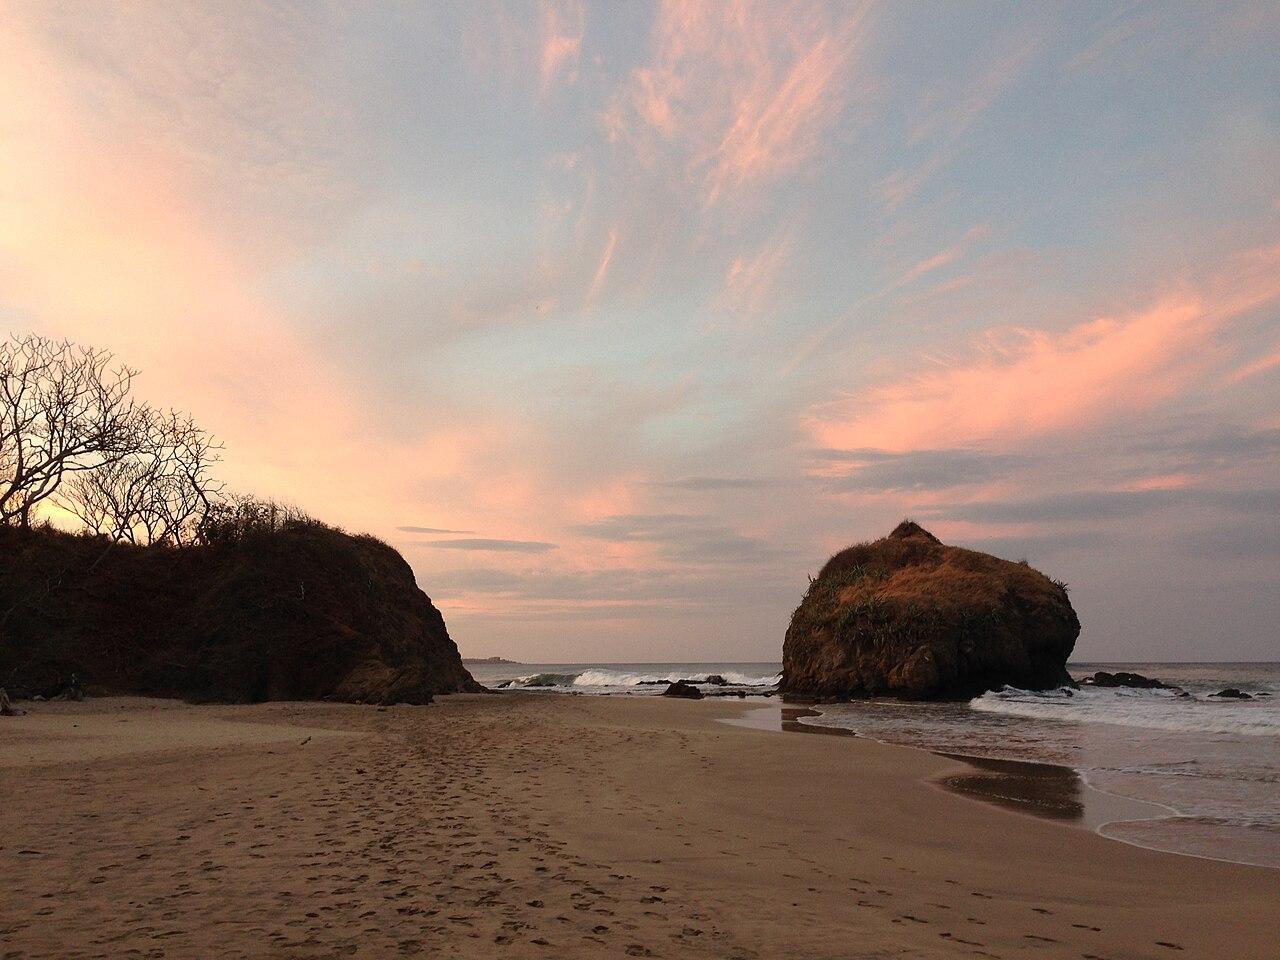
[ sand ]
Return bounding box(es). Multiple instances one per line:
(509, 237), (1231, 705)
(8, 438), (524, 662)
(1, 694), (1276, 959)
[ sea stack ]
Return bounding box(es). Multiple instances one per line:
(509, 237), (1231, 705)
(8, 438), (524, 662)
(782, 521), (1079, 700)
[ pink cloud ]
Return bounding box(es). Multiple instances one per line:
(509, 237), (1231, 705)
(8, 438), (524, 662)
(893, 224), (991, 288)
(585, 228), (619, 306)
(807, 247), (1280, 452)
(1226, 347), (1280, 384)
(704, 28), (859, 203)
(719, 234), (792, 317)
(539, 1), (585, 96)
(604, 0), (874, 205)
(1119, 473), (1198, 492)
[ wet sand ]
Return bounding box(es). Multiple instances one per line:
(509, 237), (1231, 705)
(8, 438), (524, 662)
(727, 704), (1173, 829)
(2, 694), (1276, 959)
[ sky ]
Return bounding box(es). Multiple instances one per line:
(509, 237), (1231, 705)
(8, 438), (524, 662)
(2, 1), (1278, 662)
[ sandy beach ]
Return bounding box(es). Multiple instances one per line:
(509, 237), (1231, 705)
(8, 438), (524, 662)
(2, 694), (1276, 960)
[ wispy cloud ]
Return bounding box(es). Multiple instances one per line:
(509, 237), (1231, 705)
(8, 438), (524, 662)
(820, 448), (1034, 492)
(585, 227), (618, 306)
(720, 234), (792, 317)
(808, 247), (1280, 452)
(893, 224), (990, 288)
(703, 15), (870, 204)
(539, 0), (585, 96)
(651, 477), (781, 491)
(779, 224), (990, 378)
(570, 512), (785, 564)
(570, 513), (701, 542)
(880, 30), (1041, 210)
(397, 525), (477, 535)
(1226, 347), (1280, 384)
(948, 487), (1280, 524)
(604, 0), (874, 205)
(961, 531), (1109, 561)
(417, 538), (559, 553)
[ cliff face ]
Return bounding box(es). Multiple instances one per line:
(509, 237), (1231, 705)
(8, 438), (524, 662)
(0, 525), (481, 704)
(782, 522), (1078, 700)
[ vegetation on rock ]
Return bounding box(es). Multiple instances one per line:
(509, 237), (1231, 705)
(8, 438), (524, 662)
(782, 521), (1078, 700)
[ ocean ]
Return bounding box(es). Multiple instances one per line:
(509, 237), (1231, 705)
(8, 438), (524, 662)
(465, 661), (783, 695)
(469, 660), (1280, 869)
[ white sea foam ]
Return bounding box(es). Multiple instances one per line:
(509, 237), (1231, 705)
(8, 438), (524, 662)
(572, 668), (780, 687)
(499, 668), (781, 690)
(970, 686), (1280, 737)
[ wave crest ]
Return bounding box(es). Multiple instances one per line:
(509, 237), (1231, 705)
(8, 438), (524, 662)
(498, 668), (781, 691)
(971, 686), (1280, 737)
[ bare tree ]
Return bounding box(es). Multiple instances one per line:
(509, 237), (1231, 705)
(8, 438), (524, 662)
(154, 410), (225, 545)
(60, 407), (224, 546)
(1, 335), (137, 528)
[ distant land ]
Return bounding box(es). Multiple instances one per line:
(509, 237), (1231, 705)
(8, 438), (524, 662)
(463, 656), (522, 665)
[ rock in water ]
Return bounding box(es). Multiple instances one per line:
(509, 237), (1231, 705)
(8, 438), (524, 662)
(662, 681), (704, 699)
(1083, 671), (1174, 690)
(782, 521), (1079, 700)
(1210, 688), (1253, 700)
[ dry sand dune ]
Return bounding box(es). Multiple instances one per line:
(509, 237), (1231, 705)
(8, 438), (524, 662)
(2, 695), (1276, 959)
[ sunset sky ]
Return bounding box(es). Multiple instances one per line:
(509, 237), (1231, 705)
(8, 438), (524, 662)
(3, 1), (1278, 661)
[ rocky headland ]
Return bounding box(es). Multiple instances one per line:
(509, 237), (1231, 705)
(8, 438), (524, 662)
(0, 523), (481, 705)
(782, 521), (1079, 700)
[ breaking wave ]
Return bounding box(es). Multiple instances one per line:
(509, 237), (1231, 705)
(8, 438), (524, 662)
(497, 668), (781, 692)
(971, 685), (1280, 737)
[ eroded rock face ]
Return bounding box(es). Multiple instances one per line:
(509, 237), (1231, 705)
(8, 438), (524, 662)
(782, 522), (1079, 700)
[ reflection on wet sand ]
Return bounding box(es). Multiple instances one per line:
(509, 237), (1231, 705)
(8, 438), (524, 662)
(781, 706), (852, 735)
(728, 704), (1168, 832)
(937, 753), (1084, 822)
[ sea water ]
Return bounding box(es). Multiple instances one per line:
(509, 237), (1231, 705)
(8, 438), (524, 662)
(466, 661), (782, 695)
(470, 660), (1280, 868)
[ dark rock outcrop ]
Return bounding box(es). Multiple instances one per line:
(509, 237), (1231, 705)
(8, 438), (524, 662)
(661, 681), (704, 699)
(782, 521), (1079, 700)
(0, 525), (481, 705)
(1210, 688), (1253, 700)
(1082, 671), (1174, 690)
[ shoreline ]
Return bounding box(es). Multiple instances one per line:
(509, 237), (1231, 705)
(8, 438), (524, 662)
(3, 694), (1277, 958)
(727, 703), (1209, 862)
(751, 696), (1280, 872)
